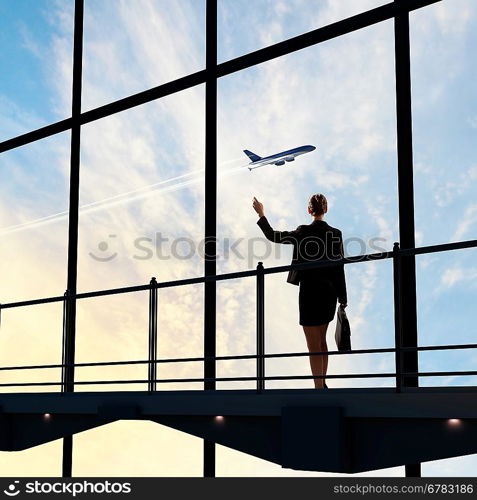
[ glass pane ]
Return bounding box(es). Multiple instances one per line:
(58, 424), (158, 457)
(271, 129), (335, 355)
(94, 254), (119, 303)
(75, 285), (205, 392)
(411, 0), (477, 247)
(152, 284), (204, 390)
(75, 293), (149, 392)
(411, 0), (477, 475)
(216, 277), (256, 390)
(0, 0), (73, 141)
(0, 133), (69, 303)
(218, 0), (389, 63)
(217, 20), (397, 390)
(263, 259), (394, 390)
(0, 302), (63, 394)
(82, 0), (205, 111)
(0, 141), (66, 396)
(78, 86), (205, 292)
(416, 248), (477, 387)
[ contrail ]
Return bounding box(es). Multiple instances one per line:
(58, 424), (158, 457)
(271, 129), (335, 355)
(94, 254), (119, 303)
(0, 160), (249, 236)
(1, 169), (203, 233)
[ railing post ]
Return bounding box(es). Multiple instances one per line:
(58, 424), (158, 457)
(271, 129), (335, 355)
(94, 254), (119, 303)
(148, 277), (158, 393)
(61, 289), (76, 394)
(256, 262), (265, 393)
(393, 242), (403, 393)
(61, 290), (69, 393)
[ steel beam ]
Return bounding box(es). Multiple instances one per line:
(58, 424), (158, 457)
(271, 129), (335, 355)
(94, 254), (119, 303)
(394, 0), (421, 477)
(62, 0), (84, 479)
(204, 0), (217, 479)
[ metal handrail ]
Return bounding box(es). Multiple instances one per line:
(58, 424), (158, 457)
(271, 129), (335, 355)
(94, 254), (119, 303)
(0, 342), (475, 372)
(0, 369), (476, 389)
(1, 238), (476, 310)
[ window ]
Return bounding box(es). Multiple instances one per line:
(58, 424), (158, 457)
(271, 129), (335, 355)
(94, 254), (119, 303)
(1, 0), (474, 479)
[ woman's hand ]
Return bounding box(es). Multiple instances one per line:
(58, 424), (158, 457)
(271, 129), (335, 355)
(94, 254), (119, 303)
(252, 197), (265, 218)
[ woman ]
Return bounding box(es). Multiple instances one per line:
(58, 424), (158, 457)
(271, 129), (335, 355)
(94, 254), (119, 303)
(252, 194), (347, 389)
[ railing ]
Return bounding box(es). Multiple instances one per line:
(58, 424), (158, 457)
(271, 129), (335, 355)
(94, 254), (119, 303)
(1, 238), (476, 394)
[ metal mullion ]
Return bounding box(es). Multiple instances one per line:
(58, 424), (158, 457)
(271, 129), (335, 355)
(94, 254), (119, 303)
(62, 0), (84, 479)
(204, 0), (217, 479)
(394, 0), (420, 478)
(394, 0), (419, 390)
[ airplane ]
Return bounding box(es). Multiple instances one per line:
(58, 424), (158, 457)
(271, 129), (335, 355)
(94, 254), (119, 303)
(244, 144), (316, 171)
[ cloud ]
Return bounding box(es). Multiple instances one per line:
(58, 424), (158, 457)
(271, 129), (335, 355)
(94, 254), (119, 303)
(468, 116), (477, 129)
(0, 95), (45, 141)
(18, 23), (42, 59)
(410, 0), (476, 100)
(453, 203), (477, 241)
(431, 0), (474, 36)
(440, 266), (477, 289)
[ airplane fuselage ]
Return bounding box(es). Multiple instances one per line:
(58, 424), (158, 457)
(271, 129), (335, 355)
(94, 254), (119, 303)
(246, 145), (316, 170)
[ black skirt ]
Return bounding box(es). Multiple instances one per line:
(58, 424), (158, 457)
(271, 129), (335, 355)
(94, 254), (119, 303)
(298, 278), (338, 326)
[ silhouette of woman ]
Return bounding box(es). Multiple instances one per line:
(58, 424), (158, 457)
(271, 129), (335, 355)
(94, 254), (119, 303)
(252, 194), (347, 389)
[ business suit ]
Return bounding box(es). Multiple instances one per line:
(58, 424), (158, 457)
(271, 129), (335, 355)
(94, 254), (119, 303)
(256, 215), (347, 325)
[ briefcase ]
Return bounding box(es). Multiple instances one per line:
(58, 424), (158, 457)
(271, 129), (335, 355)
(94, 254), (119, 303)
(335, 304), (351, 351)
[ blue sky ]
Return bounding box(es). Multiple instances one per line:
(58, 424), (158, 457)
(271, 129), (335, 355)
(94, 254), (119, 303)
(0, 0), (476, 478)
(0, 0), (70, 134)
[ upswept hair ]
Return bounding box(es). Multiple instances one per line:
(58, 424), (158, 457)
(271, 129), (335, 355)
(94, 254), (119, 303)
(308, 193), (327, 216)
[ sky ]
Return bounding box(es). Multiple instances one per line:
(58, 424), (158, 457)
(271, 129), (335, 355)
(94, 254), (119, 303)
(0, 0), (476, 477)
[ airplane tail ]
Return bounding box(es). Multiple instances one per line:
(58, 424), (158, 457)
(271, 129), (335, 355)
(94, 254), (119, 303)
(243, 150), (262, 162)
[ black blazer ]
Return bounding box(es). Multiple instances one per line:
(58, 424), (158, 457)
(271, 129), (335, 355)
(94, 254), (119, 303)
(256, 215), (347, 304)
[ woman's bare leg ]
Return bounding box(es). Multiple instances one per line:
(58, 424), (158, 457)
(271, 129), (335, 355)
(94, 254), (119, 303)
(303, 323), (329, 388)
(322, 330), (328, 378)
